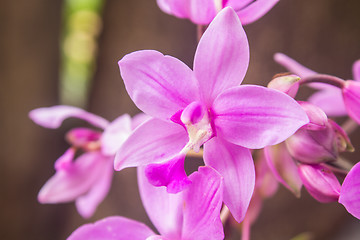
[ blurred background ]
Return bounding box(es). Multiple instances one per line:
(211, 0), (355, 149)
(1, 0), (360, 239)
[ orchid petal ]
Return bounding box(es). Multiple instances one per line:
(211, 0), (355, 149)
(264, 144), (302, 197)
(145, 154), (191, 194)
(204, 137), (254, 223)
(236, 0), (279, 25)
(298, 101), (328, 130)
(119, 50), (199, 120)
(131, 112), (151, 129)
(181, 166), (224, 240)
(308, 88), (347, 117)
(342, 80), (360, 124)
(114, 118), (187, 171)
(29, 105), (109, 129)
(67, 216), (156, 240)
(101, 114), (132, 156)
(274, 53), (317, 78)
(339, 162), (360, 219)
(213, 85), (309, 149)
(352, 60), (360, 81)
(38, 152), (109, 204)
(75, 156), (114, 219)
(138, 167), (183, 239)
(54, 148), (76, 171)
(194, 7), (249, 106)
(224, 0), (253, 10)
(156, 0), (217, 25)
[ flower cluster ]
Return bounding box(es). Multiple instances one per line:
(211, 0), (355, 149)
(30, 2), (360, 240)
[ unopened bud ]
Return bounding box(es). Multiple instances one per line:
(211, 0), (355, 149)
(268, 74), (300, 98)
(298, 164), (340, 203)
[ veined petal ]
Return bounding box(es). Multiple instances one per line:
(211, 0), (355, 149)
(101, 114), (132, 156)
(145, 154), (191, 194)
(264, 144), (302, 197)
(75, 156), (114, 219)
(38, 152), (109, 204)
(308, 88), (347, 117)
(119, 50), (199, 120)
(343, 80), (360, 124)
(138, 167), (183, 239)
(339, 162), (360, 219)
(131, 112), (152, 129)
(236, 0), (279, 25)
(67, 216), (156, 240)
(204, 138), (254, 223)
(194, 7), (249, 106)
(157, 0), (217, 25)
(353, 60), (360, 81)
(29, 105), (109, 129)
(181, 167), (224, 240)
(213, 85), (309, 149)
(274, 53), (317, 78)
(114, 118), (188, 171)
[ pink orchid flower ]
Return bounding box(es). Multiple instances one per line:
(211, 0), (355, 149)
(67, 166), (224, 240)
(29, 105), (148, 218)
(115, 7), (308, 222)
(274, 53), (360, 119)
(157, 0), (279, 25)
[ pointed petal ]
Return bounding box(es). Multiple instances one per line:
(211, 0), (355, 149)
(156, 0), (217, 25)
(308, 88), (347, 117)
(274, 53), (317, 78)
(119, 50), (199, 120)
(38, 152), (109, 204)
(54, 148), (76, 171)
(213, 85), (309, 149)
(29, 105), (109, 129)
(342, 80), (360, 124)
(114, 118), (187, 171)
(236, 0), (279, 25)
(181, 166), (224, 240)
(352, 60), (360, 81)
(264, 144), (302, 197)
(339, 162), (360, 219)
(194, 7), (249, 105)
(75, 156), (114, 218)
(101, 114), (132, 156)
(138, 167), (183, 239)
(67, 216), (156, 240)
(145, 154), (191, 194)
(204, 137), (255, 223)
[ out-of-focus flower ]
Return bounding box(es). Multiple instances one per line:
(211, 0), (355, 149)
(157, 0), (279, 25)
(29, 105), (148, 218)
(116, 7), (308, 222)
(67, 166), (224, 240)
(274, 53), (360, 122)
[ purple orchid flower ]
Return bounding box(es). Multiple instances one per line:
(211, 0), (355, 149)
(67, 166), (224, 240)
(274, 53), (360, 118)
(115, 7), (308, 222)
(157, 0), (279, 25)
(29, 105), (149, 218)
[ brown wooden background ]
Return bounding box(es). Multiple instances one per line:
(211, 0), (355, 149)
(1, 0), (360, 239)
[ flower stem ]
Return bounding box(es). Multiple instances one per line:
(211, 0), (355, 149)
(241, 216), (251, 240)
(342, 118), (358, 135)
(299, 74), (345, 88)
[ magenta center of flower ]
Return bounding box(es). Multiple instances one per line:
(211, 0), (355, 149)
(179, 101), (214, 153)
(66, 127), (102, 151)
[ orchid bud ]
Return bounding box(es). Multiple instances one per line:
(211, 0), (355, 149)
(268, 73), (300, 98)
(298, 164), (341, 203)
(298, 101), (328, 130)
(285, 121), (338, 164)
(342, 80), (360, 124)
